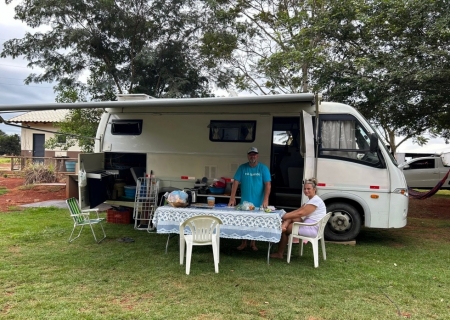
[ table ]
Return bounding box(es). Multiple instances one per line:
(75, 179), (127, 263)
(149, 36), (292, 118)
(153, 205), (285, 264)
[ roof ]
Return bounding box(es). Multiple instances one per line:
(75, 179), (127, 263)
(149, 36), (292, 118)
(7, 110), (70, 123)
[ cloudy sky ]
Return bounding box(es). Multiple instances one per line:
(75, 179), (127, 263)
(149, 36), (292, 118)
(0, 2), (448, 154)
(0, 2), (56, 135)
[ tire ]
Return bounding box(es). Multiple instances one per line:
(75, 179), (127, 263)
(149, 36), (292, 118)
(324, 202), (362, 241)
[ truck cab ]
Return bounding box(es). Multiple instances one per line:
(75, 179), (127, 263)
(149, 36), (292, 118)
(399, 155), (450, 189)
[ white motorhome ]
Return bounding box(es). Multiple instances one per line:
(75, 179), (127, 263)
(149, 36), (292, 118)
(0, 93), (408, 241)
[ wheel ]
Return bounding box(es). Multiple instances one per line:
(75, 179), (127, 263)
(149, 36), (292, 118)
(324, 202), (362, 241)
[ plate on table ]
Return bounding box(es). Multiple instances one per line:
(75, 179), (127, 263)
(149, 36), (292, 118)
(189, 203), (214, 209)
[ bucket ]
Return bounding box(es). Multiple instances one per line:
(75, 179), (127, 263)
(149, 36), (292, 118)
(124, 186), (136, 199)
(65, 161), (76, 172)
(113, 180), (126, 199)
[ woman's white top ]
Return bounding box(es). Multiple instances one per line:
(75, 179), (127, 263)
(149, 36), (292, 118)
(305, 195), (327, 222)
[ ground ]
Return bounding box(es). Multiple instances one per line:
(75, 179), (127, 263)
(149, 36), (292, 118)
(0, 176), (66, 212)
(1, 172), (450, 219)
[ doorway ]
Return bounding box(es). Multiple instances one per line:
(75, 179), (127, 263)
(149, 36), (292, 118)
(270, 117), (304, 210)
(33, 134), (45, 164)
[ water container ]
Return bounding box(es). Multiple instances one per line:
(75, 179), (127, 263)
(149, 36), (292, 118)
(65, 161), (76, 172)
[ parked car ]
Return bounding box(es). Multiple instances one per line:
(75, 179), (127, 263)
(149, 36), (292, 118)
(399, 154), (450, 189)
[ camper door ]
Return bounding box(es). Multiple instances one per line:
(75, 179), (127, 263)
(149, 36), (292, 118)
(301, 110), (315, 204)
(78, 153), (105, 208)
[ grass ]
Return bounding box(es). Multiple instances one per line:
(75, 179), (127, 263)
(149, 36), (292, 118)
(0, 157), (11, 164)
(1, 207), (449, 319)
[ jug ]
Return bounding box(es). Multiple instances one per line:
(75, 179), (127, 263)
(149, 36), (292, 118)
(185, 189), (197, 205)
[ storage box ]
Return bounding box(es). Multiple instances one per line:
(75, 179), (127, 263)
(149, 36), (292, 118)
(107, 208), (132, 224)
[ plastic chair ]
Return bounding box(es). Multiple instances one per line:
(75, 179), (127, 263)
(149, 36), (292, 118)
(287, 212), (332, 267)
(66, 198), (106, 243)
(179, 215), (223, 275)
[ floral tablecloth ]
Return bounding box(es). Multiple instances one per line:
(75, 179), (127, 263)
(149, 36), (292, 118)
(153, 206), (285, 243)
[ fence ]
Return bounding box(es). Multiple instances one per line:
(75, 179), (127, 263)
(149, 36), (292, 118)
(2, 156), (78, 172)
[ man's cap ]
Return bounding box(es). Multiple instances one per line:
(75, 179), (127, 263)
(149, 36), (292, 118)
(247, 147), (259, 154)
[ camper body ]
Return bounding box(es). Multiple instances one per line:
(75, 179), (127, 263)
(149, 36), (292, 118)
(75, 94), (408, 241)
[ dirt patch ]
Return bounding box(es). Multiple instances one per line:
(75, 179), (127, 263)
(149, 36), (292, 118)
(0, 176), (66, 212)
(408, 196), (450, 220)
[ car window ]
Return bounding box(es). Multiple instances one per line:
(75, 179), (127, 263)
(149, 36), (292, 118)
(409, 159), (435, 169)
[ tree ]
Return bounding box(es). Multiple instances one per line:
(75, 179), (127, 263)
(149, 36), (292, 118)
(2, 0), (214, 98)
(0, 130), (21, 155)
(201, 0), (324, 95)
(312, 0), (450, 153)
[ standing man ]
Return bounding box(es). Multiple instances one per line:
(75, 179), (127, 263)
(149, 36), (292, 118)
(228, 147), (271, 251)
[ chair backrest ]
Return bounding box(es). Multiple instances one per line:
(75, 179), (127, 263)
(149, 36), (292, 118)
(66, 198), (84, 223)
(181, 216), (223, 243)
(317, 212), (333, 238)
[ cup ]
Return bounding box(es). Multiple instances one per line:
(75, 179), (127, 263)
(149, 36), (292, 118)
(207, 196), (215, 207)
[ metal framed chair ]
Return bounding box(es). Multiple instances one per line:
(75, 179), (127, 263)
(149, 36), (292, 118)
(66, 198), (106, 243)
(287, 212), (332, 267)
(179, 215), (223, 275)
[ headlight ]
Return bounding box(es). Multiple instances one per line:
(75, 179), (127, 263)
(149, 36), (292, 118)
(393, 188), (408, 197)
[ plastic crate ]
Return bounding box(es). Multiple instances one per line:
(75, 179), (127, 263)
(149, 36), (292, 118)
(107, 208), (132, 224)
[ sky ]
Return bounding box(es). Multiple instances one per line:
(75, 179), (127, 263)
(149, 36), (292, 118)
(0, 2), (448, 154)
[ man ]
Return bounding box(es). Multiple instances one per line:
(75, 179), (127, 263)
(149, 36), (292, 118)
(228, 147), (271, 251)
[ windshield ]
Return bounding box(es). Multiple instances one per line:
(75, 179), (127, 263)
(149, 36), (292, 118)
(365, 122), (398, 166)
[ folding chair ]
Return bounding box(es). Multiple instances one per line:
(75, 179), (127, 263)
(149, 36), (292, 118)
(66, 198), (106, 243)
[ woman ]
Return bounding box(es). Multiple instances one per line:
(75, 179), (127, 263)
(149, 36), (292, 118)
(270, 178), (326, 259)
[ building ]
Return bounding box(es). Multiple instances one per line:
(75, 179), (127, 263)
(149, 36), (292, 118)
(7, 110), (82, 159)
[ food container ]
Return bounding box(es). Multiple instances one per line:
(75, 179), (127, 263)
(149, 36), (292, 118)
(208, 187), (225, 194)
(207, 197), (215, 207)
(167, 190), (189, 207)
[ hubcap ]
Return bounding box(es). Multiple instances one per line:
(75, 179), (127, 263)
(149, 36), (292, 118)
(329, 211), (352, 232)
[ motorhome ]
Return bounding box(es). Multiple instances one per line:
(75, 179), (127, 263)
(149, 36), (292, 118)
(0, 93), (409, 241)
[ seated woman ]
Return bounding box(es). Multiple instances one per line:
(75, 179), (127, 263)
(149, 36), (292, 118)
(270, 178), (326, 259)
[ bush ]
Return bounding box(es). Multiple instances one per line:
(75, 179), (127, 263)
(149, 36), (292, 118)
(23, 163), (59, 185)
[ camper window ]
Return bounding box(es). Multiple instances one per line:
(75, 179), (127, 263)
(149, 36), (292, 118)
(209, 120), (256, 142)
(111, 120), (143, 135)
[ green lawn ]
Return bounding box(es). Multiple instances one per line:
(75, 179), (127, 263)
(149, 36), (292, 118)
(0, 157), (11, 164)
(0, 207), (449, 319)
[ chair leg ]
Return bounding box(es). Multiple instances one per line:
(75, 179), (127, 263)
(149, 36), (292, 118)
(180, 236), (185, 265)
(185, 242), (193, 275)
(68, 224), (84, 243)
(89, 222), (106, 243)
(287, 235), (293, 263)
(300, 241), (304, 256)
(321, 238), (327, 261)
(212, 238), (219, 273)
(312, 239), (319, 268)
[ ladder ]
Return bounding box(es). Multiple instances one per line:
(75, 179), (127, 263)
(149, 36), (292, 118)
(133, 177), (159, 231)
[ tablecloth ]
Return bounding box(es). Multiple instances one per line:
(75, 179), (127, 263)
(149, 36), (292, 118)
(153, 206), (285, 243)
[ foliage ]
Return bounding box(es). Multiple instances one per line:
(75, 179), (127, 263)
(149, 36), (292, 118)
(201, 0), (323, 95)
(0, 206), (449, 318)
(23, 163), (59, 184)
(311, 0), (450, 152)
(1, 0), (215, 99)
(0, 129), (21, 155)
(202, 0), (450, 152)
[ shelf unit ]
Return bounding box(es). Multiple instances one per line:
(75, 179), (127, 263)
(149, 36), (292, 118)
(133, 177), (159, 231)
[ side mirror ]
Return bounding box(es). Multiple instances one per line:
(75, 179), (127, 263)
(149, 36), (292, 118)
(369, 133), (378, 153)
(402, 164), (410, 170)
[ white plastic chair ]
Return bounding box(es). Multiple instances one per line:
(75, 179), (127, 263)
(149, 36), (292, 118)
(179, 215), (223, 275)
(66, 198), (106, 243)
(287, 212), (332, 268)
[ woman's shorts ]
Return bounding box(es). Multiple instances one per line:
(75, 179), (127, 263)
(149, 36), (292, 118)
(298, 217), (319, 238)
